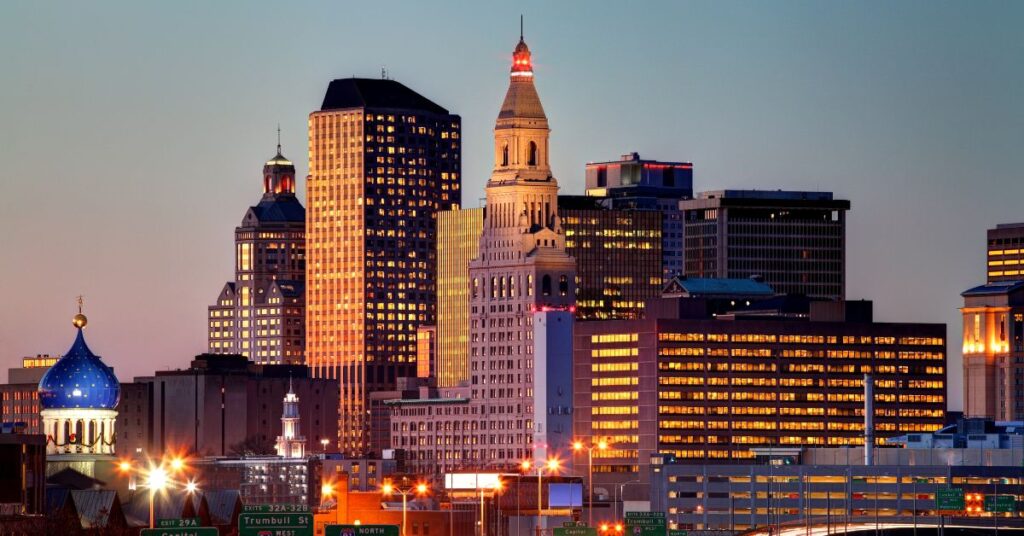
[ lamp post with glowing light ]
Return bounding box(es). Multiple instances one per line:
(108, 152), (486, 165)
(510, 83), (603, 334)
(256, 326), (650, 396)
(573, 438), (609, 527)
(524, 458), (560, 536)
(382, 479), (429, 536)
(118, 455), (190, 528)
(321, 438), (330, 453)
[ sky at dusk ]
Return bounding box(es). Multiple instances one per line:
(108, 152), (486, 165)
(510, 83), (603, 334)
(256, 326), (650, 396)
(2, 1), (1023, 410)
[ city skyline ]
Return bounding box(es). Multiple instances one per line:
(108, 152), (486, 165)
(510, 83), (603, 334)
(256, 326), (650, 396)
(3, 2), (1024, 413)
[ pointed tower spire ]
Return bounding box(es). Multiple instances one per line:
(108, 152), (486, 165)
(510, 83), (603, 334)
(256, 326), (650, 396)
(520, 14), (523, 41)
(276, 124), (282, 155)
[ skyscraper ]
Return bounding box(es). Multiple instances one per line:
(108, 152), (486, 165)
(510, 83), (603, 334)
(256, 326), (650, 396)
(388, 34), (576, 472)
(559, 195), (663, 320)
(307, 78), (461, 456)
(207, 144), (306, 364)
(435, 207), (483, 388)
(681, 190), (849, 300)
(585, 152), (693, 280)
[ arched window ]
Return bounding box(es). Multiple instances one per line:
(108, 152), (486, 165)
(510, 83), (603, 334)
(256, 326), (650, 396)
(528, 141), (538, 166)
(491, 277), (497, 298)
(75, 420), (84, 445)
(472, 278), (479, 298)
(527, 275), (534, 296)
(502, 144), (509, 166)
(559, 275), (569, 296)
(542, 274), (552, 296)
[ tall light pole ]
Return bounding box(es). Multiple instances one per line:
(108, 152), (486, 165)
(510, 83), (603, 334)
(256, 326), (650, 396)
(118, 455), (189, 529)
(573, 438), (609, 528)
(525, 458), (560, 536)
(383, 480), (429, 536)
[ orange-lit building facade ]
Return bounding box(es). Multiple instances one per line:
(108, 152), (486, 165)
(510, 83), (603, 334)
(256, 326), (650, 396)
(574, 298), (946, 487)
(960, 280), (1024, 420)
(436, 207), (483, 388)
(307, 78), (461, 456)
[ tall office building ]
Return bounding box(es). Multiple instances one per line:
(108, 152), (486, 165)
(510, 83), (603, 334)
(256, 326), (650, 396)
(585, 152), (693, 281)
(387, 34), (577, 473)
(307, 78), (461, 456)
(467, 33), (576, 468)
(1, 355), (58, 433)
(681, 190), (849, 300)
(559, 196), (663, 320)
(986, 222), (1024, 283)
(207, 144), (306, 364)
(436, 207), (483, 388)
(960, 281), (1024, 420)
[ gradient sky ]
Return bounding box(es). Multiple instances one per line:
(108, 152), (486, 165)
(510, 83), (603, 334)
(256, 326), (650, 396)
(2, 1), (1022, 410)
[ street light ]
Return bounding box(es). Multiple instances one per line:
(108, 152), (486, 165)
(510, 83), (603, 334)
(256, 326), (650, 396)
(116, 454), (189, 528)
(321, 438), (330, 453)
(382, 479), (430, 536)
(573, 438), (610, 527)
(529, 458), (560, 536)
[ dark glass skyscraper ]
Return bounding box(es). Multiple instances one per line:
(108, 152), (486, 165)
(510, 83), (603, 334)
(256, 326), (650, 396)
(681, 190), (849, 300)
(306, 78), (461, 456)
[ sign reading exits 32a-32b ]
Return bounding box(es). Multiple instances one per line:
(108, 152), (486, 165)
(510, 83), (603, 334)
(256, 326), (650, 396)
(239, 504), (313, 536)
(325, 525), (400, 536)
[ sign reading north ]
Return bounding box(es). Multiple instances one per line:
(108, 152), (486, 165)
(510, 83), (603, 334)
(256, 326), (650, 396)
(325, 525), (400, 536)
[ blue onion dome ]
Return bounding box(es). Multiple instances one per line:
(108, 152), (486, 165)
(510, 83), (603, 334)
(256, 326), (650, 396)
(38, 314), (120, 410)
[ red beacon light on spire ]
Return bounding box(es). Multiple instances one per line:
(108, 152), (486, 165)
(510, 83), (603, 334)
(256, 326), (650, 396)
(511, 37), (533, 77)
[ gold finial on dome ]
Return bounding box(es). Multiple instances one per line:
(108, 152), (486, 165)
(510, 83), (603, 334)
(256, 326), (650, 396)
(72, 295), (87, 329)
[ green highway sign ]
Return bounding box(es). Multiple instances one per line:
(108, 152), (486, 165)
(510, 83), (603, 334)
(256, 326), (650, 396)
(625, 511), (667, 536)
(985, 494), (1017, 513)
(157, 519), (201, 528)
(141, 528), (218, 536)
(553, 527), (597, 536)
(325, 526), (400, 536)
(668, 531), (688, 536)
(936, 488), (965, 511)
(239, 511), (314, 536)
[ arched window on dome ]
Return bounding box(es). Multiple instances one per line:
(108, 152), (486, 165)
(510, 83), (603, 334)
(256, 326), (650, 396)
(502, 144), (509, 166)
(75, 419), (84, 447)
(528, 141), (538, 166)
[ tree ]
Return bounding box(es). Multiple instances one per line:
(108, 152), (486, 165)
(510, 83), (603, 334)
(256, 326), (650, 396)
(229, 435), (276, 456)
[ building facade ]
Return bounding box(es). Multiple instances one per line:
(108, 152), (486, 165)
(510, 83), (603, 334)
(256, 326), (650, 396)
(585, 152), (693, 281)
(436, 207), (484, 388)
(649, 449), (1024, 533)
(207, 144), (306, 364)
(560, 196), (663, 320)
(306, 78), (461, 456)
(960, 280), (1024, 420)
(127, 355), (338, 458)
(275, 380), (306, 458)
(986, 222), (1024, 283)
(1, 356), (57, 434)
(193, 456), (321, 507)
(574, 297), (946, 489)
(681, 190), (849, 300)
